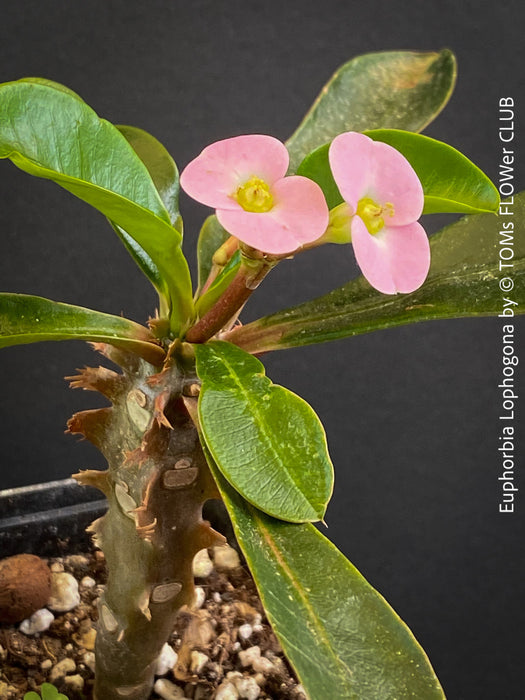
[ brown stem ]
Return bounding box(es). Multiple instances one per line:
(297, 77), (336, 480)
(186, 259), (273, 344)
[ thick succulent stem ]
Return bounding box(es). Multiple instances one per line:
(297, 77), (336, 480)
(69, 343), (224, 700)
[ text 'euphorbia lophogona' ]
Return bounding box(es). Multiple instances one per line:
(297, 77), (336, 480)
(180, 134), (329, 255)
(329, 131), (430, 294)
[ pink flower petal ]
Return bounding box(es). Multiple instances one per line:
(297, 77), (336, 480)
(329, 132), (375, 209)
(351, 217), (430, 294)
(329, 132), (424, 225)
(217, 175), (329, 255)
(368, 140), (424, 225)
(180, 135), (289, 210)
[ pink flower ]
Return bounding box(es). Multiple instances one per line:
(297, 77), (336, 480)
(329, 132), (430, 294)
(180, 135), (329, 255)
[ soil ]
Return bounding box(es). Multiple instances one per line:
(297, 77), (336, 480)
(0, 548), (305, 700)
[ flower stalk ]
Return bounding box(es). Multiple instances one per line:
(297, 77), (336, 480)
(186, 255), (275, 344)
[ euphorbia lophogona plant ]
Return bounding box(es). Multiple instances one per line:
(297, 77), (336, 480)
(0, 50), (523, 699)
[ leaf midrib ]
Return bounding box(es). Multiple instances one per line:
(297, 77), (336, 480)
(203, 349), (317, 521)
(247, 506), (355, 694)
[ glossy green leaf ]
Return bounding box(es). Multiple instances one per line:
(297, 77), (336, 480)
(108, 220), (169, 316)
(0, 293), (165, 365)
(196, 215), (231, 295)
(286, 49), (456, 173)
(195, 341), (333, 523)
(227, 194), (525, 353)
(116, 124), (183, 231)
(0, 78), (193, 332)
(367, 130), (500, 214)
(195, 250), (242, 317)
(205, 454), (445, 700)
(111, 124), (185, 317)
(298, 130), (499, 215)
(296, 143), (342, 210)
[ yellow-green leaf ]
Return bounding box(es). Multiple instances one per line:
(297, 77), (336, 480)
(0, 293), (165, 365)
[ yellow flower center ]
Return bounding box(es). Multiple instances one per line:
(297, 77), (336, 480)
(234, 176), (274, 213)
(356, 197), (395, 235)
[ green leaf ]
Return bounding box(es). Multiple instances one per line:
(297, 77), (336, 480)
(196, 215), (231, 295)
(227, 194), (525, 353)
(205, 454), (445, 700)
(368, 130), (499, 214)
(195, 341), (333, 523)
(298, 130), (499, 215)
(24, 683), (69, 700)
(0, 293), (165, 365)
(111, 124), (185, 317)
(108, 220), (169, 315)
(0, 78), (193, 332)
(116, 124), (183, 231)
(286, 49), (456, 173)
(297, 143), (342, 210)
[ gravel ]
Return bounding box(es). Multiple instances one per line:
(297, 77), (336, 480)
(0, 544), (306, 699)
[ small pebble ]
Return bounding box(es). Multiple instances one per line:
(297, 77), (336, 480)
(192, 549), (214, 578)
(50, 562), (64, 573)
(190, 650), (209, 674)
(233, 675), (260, 700)
(47, 572), (80, 612)
(155, 643), (178, 676)
(67, 554), (89, 568)
(238, 646), (277, 675)
(192, 586), (206, 610)
(80, 575), (96, 589)
(215, 680), (240, 700)
(83, 651), (96, 672)
(0, 682), (13, 697)
(238, 646), (262, 668)
(213, 545), (241, 570)
(41, 659), (53, 671)
(19, 608), (54, 635)
(213, 592), (222, 603)
(252, 656), (276, 675)
(64, 674), (85, 692)
(73, 621), (97, 650)
(153, 678), (188, 699)
(238, 623), (253, 641)
(49, 657), (76, 683)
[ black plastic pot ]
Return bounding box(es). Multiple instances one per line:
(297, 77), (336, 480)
(0, 478), (107, 558)
(0, 478), (235, 559)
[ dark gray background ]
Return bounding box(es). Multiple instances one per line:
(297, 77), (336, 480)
(0, 1), (523, 698)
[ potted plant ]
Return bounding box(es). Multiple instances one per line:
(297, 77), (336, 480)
(0, 49), (520, 699)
